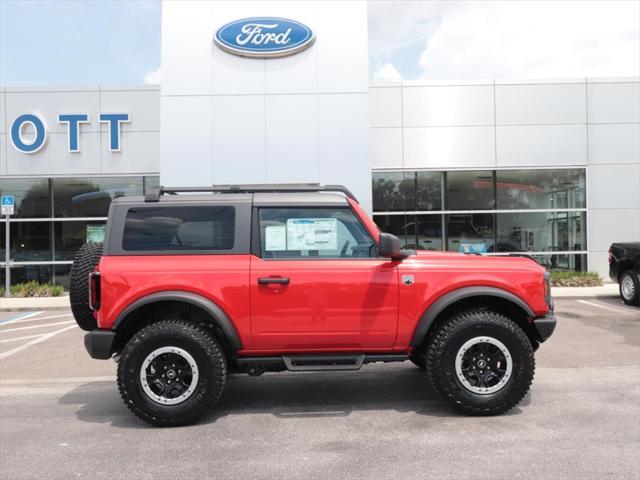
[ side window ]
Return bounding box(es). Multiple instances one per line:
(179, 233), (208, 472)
(259, 208), (376, 259)
(122, 206), (235, 251)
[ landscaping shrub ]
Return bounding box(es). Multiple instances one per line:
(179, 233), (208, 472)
(550, 270), (603, 287)
(0, 282), (65, 297)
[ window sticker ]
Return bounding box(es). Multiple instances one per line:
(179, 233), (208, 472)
(286, 218), (337, 251)
(265, 225), (287, 251)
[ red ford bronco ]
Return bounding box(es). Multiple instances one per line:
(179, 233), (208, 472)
(71, 184), (556, 426)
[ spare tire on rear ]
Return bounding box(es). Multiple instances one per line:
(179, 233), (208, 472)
(70, 242), (103, 331)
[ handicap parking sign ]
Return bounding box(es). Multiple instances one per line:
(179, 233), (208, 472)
(1, 195), (15, 215)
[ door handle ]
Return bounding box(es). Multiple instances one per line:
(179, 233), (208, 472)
(258, 277), (290, 285)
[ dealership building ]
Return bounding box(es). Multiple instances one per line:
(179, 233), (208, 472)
(1, 1), (639, 288)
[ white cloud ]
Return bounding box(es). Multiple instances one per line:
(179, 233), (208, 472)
(368, 1), (640, 80)
(373, 63), (403, 81)
(143, 67), (161, 85)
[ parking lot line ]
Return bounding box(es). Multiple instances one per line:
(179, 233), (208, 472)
(0, 311), (44, 325)
(575, 299), (629, 314)
(0, 333), (49, 344)
(0, 325), (77, 360)
(0, 320), (75, 334)
(6, 313), (73, 325)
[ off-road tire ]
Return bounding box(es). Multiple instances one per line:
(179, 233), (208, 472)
(409, 349), (426, 370)
(117, 320), (226, 427)
(425, 309), (535, 416)
(619, 270), (640, 306)
(70, 242), (103, 331)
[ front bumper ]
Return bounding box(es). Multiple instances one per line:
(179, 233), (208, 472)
(533, 313), (557, 342)
(84, 330), (116, 359)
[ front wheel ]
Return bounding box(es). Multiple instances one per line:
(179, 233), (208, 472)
(117, 320), (226, 427)
(425, 309), (535, 416)
(619, 270), (640, 306)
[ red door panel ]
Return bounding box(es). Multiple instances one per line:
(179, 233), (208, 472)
(250, 256), (399, 352)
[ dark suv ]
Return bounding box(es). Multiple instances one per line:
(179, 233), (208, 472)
(70, 184), (556, 426)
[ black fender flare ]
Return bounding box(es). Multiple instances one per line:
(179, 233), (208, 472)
(410, 286), (535, 347)
(112, 291), (242, 350)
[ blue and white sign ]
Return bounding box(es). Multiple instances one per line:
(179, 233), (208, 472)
(214, 17), (315, 58)
(1, 196), (15, 216)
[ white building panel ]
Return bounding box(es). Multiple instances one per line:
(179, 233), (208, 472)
(265, 94), (318, 183)
(588, 124), (640, 165)
(371, 128), (403, 169)
(0, 134), (6, 175)
(495, 83), (586, 125)
(5, 89), (101, 133)
(588, 208), (640, 251)
(402, 85), (494, 127)
(404, 126), (495, 169)
(316, 1), (369, 94)
(213, 95), (266, 184)
(100, 89), (160, 133)
(496, 125), (587, 166)
(6, 131), (101, 176)
(587, 82), (640, 124)
(160, 95), (213, 186)
(588, 164), (640, 209)
(0, 88), (6, 134)
(102, 131), (160, 175)
(319, 93), (371, 210)
(369, 87), (402, 128)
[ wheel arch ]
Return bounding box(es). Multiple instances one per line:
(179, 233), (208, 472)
(410, 287), (537, 348)
(112, 291), (242, 353)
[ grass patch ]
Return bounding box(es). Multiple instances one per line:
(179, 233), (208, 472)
(550, 270), (603, 287)
(0, 281), (65, 297)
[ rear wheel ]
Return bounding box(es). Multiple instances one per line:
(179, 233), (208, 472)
(117, 320), (226, 427)
(69, 242), (103, 331)
(425, 309), (534, 415)
(619, 270), (639, 306)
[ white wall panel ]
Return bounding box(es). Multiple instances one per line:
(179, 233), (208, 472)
(588, 208), (640, 251)
(371, 128), (403, 169)
(265, 95), (318, 183)
(100, 90), (160, 133)
(587, 82), (640, 123)
(404, 126), (495, 169)
(402, 86), (494, 127)
(369, 87), (402, 128)
(588, 164), (640, 209)
(6, 132), (101, 176)
(496, 125), (587, 166)
(102, 132), (159, 174)
(213, 95), (266, 184)
(316, 1), (369, 93)
(0, 89), (6, 134)
(5, 90), (101, 133)
(0, 134), (6, 175)
(160, 96), (213, 186)
(495, 83), (586, 125)
(588, 124), (640, 164)
(160, 1), (216, 96)
(319, 93), (371, 210)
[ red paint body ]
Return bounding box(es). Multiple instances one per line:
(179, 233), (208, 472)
(95, 200), (548, 356)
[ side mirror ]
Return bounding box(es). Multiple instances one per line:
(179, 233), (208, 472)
(378, 233), (406, 260)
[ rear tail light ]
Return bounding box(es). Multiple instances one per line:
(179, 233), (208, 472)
(543, 271), (552, 310)
(89, 272), (101, 311)
(608, 247), (613, 265)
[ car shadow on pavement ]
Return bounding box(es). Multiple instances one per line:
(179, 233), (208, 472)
(59, 363), (528, 428)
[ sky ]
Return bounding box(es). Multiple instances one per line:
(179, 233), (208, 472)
(0, 0), (638, 86)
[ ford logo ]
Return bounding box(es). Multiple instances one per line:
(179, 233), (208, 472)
(214, 17), (315, 58)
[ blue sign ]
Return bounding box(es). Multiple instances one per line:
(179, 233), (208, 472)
(215, 17), (315, 58)
(460, 243), (489, 254)
(1, 196), (14, 207)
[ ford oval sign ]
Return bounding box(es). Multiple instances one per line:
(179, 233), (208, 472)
(214, 17), (315, 58)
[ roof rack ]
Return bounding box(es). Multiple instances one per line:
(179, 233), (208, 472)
(144, 183), (359, 203)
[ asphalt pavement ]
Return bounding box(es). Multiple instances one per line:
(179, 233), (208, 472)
(0, 297), (639, 479)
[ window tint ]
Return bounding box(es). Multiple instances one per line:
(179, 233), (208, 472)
(372, 171), (415, 212)
(259, 208), (375, 259)
(53, 177), (143, 217)
(446, 171), (495, 210)
(496, 169), (585, 209)
(0, 178), (50, 218)
(122, 206), (235, 251)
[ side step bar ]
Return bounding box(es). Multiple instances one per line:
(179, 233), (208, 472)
(237, 354), (407, 372)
